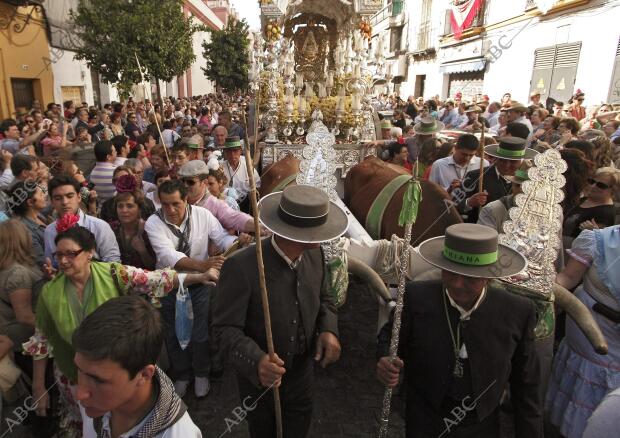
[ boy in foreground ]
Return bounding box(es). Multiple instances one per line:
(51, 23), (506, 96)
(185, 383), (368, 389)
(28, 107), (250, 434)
(72, 295), (202, 437)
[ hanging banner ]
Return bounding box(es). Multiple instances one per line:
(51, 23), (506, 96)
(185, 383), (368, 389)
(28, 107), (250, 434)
(450, 0), (484, 40)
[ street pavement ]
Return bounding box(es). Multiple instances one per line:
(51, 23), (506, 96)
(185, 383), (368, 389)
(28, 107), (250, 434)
(186, 279), (406, 437)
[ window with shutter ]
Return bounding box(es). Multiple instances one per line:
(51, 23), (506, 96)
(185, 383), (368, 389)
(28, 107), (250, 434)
(530, 42), (582, 104)
(607, 37), (620, 103)
(550, 42), (581, 103)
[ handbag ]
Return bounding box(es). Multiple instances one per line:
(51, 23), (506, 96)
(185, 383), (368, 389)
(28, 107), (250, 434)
(175, 274), (194, 350)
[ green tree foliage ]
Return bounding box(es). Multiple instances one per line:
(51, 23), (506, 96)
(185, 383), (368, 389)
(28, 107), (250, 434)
(70, 0), (203, 96)
(202, 18), (250, 92)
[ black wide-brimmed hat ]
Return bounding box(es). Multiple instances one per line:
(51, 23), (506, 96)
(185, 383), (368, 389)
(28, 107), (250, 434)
(484, 136), (538, 160)
(258, 185), (349, 243)
(417, 223), (527, 278)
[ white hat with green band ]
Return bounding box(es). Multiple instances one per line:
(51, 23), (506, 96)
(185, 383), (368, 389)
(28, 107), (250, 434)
(417, 223), (527, 278)
(484, 137), (538, 161)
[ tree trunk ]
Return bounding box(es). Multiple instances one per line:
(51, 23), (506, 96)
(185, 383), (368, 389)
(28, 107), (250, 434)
(155, 79), (162, 105)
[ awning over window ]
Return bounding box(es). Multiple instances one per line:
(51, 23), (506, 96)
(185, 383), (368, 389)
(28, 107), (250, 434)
(439, 58), (486, 74)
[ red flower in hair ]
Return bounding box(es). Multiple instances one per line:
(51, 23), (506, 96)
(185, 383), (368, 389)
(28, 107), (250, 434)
(56, 213), (80, 233)
(128, 140), (137, 149)
(115, 174), (137, 193)
(397, 136), (405, 145)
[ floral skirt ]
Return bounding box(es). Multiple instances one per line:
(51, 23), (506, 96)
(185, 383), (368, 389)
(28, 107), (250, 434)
(53, 365), (82, 438)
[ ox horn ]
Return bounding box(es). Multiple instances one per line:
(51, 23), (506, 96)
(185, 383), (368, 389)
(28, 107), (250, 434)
(552, 283), (608, 355)
(347, 256), (392, 302)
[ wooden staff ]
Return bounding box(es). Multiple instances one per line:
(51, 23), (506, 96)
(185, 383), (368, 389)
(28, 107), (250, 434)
(240, 100), (283, 438)
(134, 53), (171, 168)
(478, 112), (486, 194)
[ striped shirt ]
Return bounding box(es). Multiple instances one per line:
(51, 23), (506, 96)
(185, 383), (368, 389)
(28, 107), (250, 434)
(89, 162), (117, 202)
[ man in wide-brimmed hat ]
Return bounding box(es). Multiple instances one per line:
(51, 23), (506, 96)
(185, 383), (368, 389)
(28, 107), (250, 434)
(529, 91), (544, 109)
(405, 116), (445, 163)
(506, 101), (533, 134)
(213, 185), (349, 438)
(221, 135), (260, 213)
(377, 223), (543, 438)
(459, 136), (538, 223)
(477, 159), (533, 234)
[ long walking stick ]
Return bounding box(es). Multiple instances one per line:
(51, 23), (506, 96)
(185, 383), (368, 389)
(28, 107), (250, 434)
(478, 117), (486, 193)
(240, 103), (284, 438)
(377, 177), (422, 438)
(134, 52), (171, 168)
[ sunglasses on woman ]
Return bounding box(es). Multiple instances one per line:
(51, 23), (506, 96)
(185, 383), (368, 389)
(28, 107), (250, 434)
(587, 178), (611, 190)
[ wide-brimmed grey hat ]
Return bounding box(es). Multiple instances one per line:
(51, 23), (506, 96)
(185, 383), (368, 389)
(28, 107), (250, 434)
(258, 185), (349, 243)
(177, 160), (209, 178)
(484, 137), (538, 160)
(417, 223), (527, 278)
(414, 117), (445, 135)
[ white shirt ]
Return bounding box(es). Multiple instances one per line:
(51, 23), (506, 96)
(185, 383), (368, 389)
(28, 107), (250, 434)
(485, 111), (499, 128)
(222, 156), (261, 202)
(515, 115), (533, 134)
(44, 209), (120, 264)
(100, 411), (201, 438)
(428, 155), (489, 190)
(145, 204), (236, 269)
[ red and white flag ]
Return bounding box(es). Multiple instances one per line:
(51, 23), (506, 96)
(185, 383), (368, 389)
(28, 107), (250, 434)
(450, 0), (484, 40)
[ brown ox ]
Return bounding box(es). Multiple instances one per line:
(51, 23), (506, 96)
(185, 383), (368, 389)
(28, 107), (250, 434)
(259, 154), (300, 197)
(344, 158), (462, 244)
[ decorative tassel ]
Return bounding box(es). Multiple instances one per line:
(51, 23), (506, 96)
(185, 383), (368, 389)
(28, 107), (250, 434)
(398, 178), (422, 227)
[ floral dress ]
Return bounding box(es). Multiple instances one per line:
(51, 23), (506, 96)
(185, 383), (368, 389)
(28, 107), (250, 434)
(546, 227), (620, 438)
(23, 262), (175, 437)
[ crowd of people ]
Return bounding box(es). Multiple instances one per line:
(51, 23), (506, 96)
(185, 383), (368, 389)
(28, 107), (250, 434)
(0, 85), (618, 438)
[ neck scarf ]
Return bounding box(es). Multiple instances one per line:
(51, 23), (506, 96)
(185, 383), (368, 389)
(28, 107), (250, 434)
(157, 205), (192, 256)
(94, 366), (187, 438)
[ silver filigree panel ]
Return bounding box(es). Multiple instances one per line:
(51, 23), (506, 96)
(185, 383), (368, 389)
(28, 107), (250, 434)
(499, 149), (567, 297)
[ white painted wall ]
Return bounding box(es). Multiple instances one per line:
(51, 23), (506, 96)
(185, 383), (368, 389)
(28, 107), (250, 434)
(484, 0), (620, 105)
(399, 0), (619, 105)
(190, 29), (216, 95)
(50, 50), (95, 105)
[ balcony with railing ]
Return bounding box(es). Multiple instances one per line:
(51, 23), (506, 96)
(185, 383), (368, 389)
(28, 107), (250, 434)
(370, 1), (405, 27)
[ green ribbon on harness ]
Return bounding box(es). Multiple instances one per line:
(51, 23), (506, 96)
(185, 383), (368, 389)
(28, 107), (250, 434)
(272, 174), (298, 193)
(366, 174), (412, 239)
(398, 178), (422, 227)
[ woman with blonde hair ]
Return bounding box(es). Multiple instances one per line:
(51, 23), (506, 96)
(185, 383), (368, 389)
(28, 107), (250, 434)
(0, 220), (42, 355)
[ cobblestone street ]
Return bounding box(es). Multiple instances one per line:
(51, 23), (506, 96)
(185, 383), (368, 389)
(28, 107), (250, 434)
(186, 279), (406, 438)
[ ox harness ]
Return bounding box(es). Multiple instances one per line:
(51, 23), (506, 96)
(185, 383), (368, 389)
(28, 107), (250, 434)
(365, 174), (412, 240)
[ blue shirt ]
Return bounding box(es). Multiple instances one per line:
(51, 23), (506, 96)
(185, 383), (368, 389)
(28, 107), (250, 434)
(44, 209), (121, 265)
(441, 109), (458, 127)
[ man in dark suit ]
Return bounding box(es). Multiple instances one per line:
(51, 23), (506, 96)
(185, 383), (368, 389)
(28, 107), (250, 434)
(212, 185), (348, 438)
(75, 108), (105, 140)
(459, 137), (538, 223)
(377, 224), (543, 438)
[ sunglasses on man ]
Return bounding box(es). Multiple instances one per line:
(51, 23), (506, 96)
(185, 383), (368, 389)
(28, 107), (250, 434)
(182, 178), (200, 187)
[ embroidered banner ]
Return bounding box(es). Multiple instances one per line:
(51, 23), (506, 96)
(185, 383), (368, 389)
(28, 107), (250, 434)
(450, 0), (484, 40)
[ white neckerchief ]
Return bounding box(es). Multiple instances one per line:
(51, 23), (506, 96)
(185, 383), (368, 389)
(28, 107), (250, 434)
(445, 286), (487, 321)
(271, 235), (302, 269)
